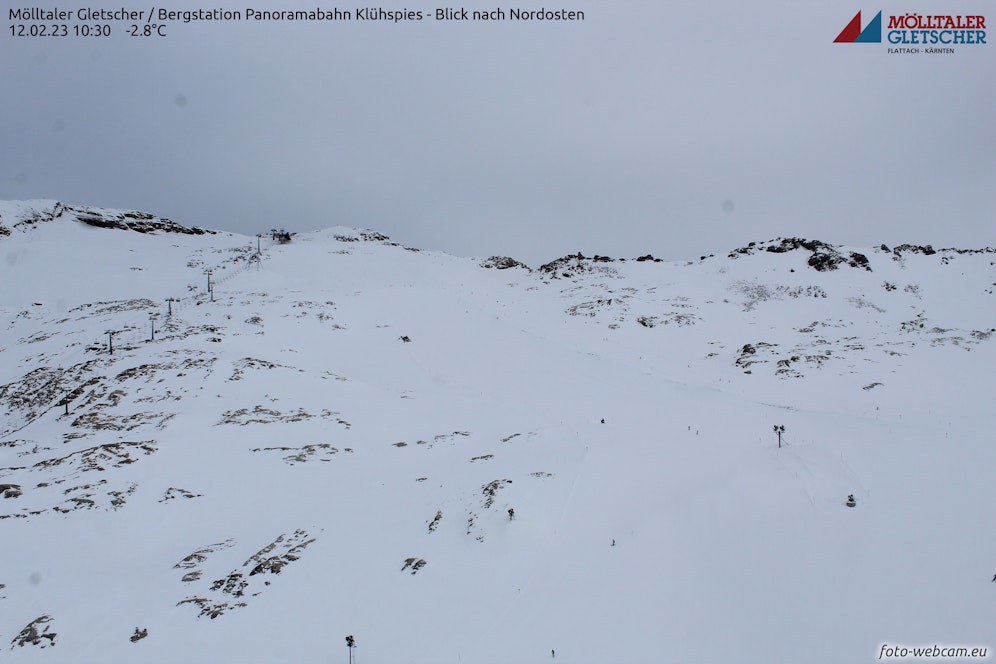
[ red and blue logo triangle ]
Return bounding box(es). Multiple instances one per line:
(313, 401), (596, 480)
(834, 10), (882, 42)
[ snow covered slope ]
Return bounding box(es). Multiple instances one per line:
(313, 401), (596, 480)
(1, 200), (994, 663)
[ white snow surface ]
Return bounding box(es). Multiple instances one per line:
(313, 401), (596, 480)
(0, 200), (994, 663)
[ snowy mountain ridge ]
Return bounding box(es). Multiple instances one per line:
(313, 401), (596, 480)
(0, 199), (993, 663)
(0, 199), (214, 238)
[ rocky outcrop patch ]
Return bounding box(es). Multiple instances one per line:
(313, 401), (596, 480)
(160, 487), (202, 503)
(480, 256), (529, 270)
(539, 254), (619, 279)
(67, 204), (213, 235)
(11, 615), (57, 649)
(401, 557), (427, 574)
(728, 238), (871, 272)
(250, 443), (340, 465)
(177, 531), (317, 619)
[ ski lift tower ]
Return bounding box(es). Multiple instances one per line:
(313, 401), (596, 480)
(345, 635), (356, 664)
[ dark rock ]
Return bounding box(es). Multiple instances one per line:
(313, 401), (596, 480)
(893, 244), (936, 256)
(848, 252), (871, 270)
(807, 251), (845, 272)
(66, 205), (213, 235)
(12, 616), (57, 649)
(480, 256), (528, 270)
(249, 557), (288, 576)
(1, 483), (22, 499)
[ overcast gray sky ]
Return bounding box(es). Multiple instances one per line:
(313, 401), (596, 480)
(2, 0), (993, 265)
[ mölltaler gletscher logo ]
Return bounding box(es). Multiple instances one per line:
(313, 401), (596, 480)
(834, 10), (987, 46)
